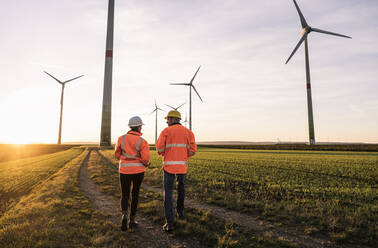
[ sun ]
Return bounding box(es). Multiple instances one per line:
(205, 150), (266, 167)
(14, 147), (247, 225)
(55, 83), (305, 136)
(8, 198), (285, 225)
(0, 88), (58, 144)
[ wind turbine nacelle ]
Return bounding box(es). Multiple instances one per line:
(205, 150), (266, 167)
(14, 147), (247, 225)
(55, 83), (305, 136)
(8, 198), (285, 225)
(301, 27), (312, 35)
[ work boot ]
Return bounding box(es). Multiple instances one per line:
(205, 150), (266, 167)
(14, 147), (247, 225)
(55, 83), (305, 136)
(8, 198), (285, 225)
(162, 222), (174, 232)
(121, 213), (128, 231)
(129, 216), (138, 229)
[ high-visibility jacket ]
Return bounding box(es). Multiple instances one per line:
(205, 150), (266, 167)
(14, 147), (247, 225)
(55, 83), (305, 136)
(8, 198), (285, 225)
(156, 123), (197, 174)
(115, 131), (150, 174)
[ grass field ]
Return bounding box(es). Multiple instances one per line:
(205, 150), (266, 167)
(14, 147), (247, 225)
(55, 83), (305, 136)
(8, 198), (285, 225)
(0, 144), (79, 163)
(197, 144), (378, 152)
(0, 147), (83, 214)
(0, 145), (376, 247)
(0, 148), (294, 248)
(0, 149), (139, 247)
(102, 147), (378, 246)
(91, 150), (293, 247)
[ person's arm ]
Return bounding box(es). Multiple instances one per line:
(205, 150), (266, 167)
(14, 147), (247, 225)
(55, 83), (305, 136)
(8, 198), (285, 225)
(188, 130), (197, 157)
(114, 137), (122, 160)
(140, 139), (151, 166)
(156, 129), (166, 156)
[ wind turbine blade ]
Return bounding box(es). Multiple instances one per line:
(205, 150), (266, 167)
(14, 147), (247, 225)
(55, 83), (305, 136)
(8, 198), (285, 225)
(285, 33), (307, 64)
(191, 85), (203, 102)
(44, 71), (63, 84)
(157, 108), (165, 111)
(190, 65), (201, 84)
(150, 109), (157, 115)
(64, 75), (84, 84)
(165, 104), (176, 110)
(154, 99), (157, 108)
(293, 0), (308, 28)
(176, 103), (186, 109)
(170, 83), (190, 85)
(311, 27), (352, 39)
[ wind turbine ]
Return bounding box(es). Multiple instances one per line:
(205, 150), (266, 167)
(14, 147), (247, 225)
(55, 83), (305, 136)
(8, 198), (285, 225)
(150, 100), (165, 144)
(44, 71), (84, 145)
(165, 102), (186, 111)
(285, 0), (351, 145)
(170, 66), (203, 130)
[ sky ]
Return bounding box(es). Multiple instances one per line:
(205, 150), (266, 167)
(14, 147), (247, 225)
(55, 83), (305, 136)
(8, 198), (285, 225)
(0, 0), (377, 144)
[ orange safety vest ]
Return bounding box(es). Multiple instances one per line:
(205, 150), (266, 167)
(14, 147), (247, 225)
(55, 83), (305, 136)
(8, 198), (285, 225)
(156, 123), (197, 174)
(115, 131), (150, 174)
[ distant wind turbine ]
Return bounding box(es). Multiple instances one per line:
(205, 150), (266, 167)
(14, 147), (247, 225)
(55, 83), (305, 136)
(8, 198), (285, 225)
(170, 66), (203, 130)
(182, 114), (189, 128)
(165, 102), (186, 111)
(44, 71), (84, 144)
(150, 99), (165, 144)
(285, 0), (351, 145)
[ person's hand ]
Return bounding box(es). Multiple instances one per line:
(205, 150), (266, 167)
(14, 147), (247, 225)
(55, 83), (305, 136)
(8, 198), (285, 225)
(189, 151), (195, 156)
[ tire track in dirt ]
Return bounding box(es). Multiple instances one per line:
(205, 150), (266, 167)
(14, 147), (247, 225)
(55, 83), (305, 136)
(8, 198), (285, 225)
(79, 149), (204, 248)
(97, 149), (366, 248)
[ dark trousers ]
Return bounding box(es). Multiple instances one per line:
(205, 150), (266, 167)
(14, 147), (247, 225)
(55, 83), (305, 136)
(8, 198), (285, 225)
(119, 172), (144, 217)
(164, 170), (186, 224)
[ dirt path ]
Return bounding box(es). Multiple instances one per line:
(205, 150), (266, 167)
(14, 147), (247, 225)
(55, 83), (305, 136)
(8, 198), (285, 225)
(79, 149), (204, 248)
(96, 149), (366, 248)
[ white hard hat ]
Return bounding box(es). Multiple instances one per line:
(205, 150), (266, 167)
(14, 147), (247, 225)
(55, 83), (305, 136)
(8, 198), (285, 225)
(128, 116), (144, 127)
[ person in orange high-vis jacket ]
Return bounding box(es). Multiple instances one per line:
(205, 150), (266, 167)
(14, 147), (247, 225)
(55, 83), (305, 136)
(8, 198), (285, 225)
(115, 116), (150, 231)
(156, 110), (197, 232)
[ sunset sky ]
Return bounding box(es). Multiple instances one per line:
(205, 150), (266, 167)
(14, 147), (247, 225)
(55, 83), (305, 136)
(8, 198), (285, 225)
(0, 0), (377, 144)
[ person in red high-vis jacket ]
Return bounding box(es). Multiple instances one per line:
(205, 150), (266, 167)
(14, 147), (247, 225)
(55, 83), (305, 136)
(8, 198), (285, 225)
(115, 116), (150, 231)
(156, 110), (197, 232)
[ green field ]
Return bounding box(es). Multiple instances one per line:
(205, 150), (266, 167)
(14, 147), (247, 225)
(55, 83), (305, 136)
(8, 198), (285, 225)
(102, 147), (378, 245)
(0, 149), (139, 247)
(0, 145), (376, 247)
(0, 147), (83, 214)
(0, 148), (293, 247)
(91, 150), (293, 247)
(0, 144), (79, 163)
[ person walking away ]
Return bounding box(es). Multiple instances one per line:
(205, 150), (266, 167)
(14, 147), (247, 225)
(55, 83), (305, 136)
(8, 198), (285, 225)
(114, 116), (151, 231)
(156, 110), (197, 232)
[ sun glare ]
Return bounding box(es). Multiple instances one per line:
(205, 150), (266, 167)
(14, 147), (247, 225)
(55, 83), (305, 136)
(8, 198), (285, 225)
(0, 88), (58, 144)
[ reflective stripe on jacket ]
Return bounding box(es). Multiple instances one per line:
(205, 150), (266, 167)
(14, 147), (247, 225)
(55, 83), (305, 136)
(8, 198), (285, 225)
(156, 123), (197, 174)
(115, 131), (150, 174)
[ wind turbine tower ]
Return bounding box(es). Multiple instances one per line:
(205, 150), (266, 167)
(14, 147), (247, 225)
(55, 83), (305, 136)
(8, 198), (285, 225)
(150, 100), (164, 144)
(44, 71), (84, 145)
(100, 0), (115, 146)
(286, 0), (351, 145)
(170, 66), (203, 130)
